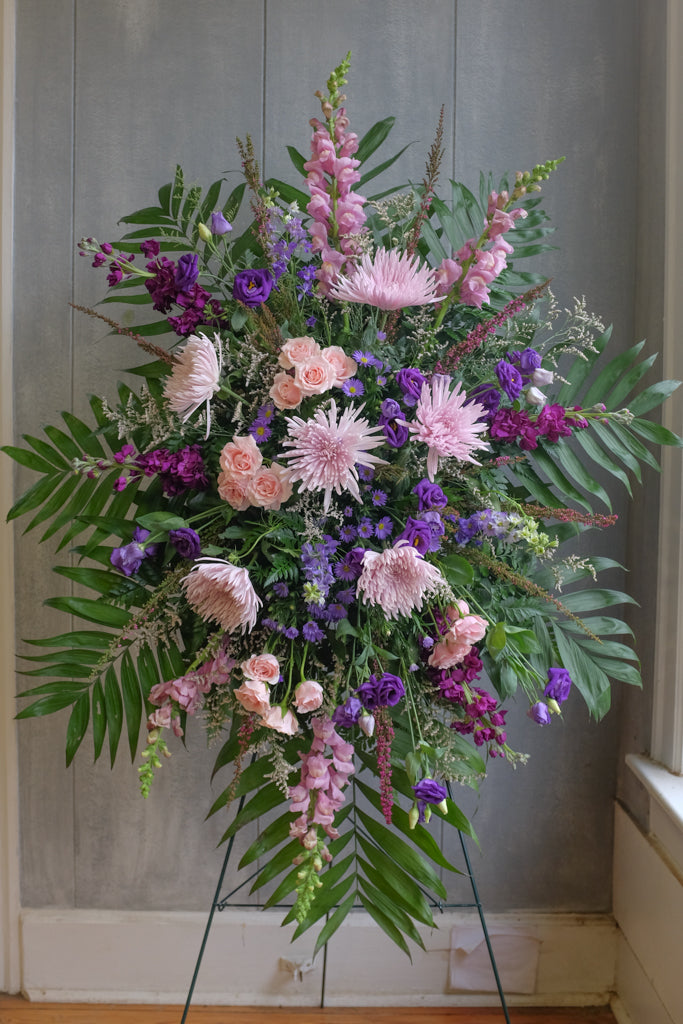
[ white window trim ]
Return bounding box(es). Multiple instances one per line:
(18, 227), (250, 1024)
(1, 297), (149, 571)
(649, 0), (683, 778)
(0, 0), (21, 996)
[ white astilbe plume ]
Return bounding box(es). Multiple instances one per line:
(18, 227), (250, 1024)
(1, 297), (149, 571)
(182, 558), (260, 633)
(329, 248), (439, 310)
(406, 375), (490, 480)
(356, 541), (444, 620)
(280, 400), (387, 511)
(163, 332), (222, 436)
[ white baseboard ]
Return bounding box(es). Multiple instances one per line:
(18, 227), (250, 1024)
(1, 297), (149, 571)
(19, 907), (616, 1006)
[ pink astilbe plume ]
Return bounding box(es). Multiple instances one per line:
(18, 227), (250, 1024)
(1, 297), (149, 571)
(407, 375), (490, 480)
(329, 248), (439, 311)
(182, 558), (260, 633)
(163, 332), (222, 435)
(280, 400), (387, 511)
(357, 541), (444, 620)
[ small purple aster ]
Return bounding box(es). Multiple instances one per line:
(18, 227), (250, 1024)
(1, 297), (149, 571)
(257, 402), (276, 422)
(375, 516), (393, 539)
(272, 582), (289, 597)
(248, 420), (272, 444)
(352, 350), (373, 367)
(371, 489), (387, 507)
(342, 377), (365, 398)
(376, 331), (386, 342)
(357, 519), (374, 539)
(283, 626), (300, 639)
(339, 525), (357, 543)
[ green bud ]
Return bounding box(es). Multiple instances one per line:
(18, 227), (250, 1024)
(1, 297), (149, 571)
(198, 222), (212, 243)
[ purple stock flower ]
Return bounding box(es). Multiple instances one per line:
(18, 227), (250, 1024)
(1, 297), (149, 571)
(396, 367), (426, 407)
(169, 527), (202, 560)
(233, 268), (273, 307)
(413, 479), (447, 510)
(544, 667), (572, 703)
(356, 672), (405, 710)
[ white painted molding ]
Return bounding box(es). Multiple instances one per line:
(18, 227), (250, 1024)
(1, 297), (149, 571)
(651, 0), (683, 774)
(0, 0), (21, 997)
(18, 908), (616, 1007)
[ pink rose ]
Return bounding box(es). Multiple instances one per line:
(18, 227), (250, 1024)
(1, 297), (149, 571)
(234, 678), (271, 716)
(246, 464), (292, 510)
(241, 652), (281, 684)
(428, 639), (472, 670)
(278, 336), (321, 369)
(293, 679), (324, 713)
(217, 471), (251, 510)
(269, 371), (303, 410)
(219, 435), (262, 478)
(261, 706), (299, 735)
(322, 346), (358, 385)
(429, 601), (488, 669)
(294, 355), (336, 396)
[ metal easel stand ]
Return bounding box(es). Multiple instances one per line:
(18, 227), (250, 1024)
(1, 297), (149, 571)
(180, 796), (511, 1024)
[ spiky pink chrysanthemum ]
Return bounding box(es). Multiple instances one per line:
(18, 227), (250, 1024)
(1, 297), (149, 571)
(163, 332), (221, 433)
(329, 248), (439, 310)
(356, 541), (444, 620)
(182, 558), (260, 633)
(407, 375), (490, 480)
(280, 400), (387, 511)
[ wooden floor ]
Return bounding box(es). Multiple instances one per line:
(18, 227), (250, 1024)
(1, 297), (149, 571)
(0, 997), (617, 1024)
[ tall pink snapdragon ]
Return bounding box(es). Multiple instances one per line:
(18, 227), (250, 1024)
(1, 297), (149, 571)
(304, 107), (367, 296)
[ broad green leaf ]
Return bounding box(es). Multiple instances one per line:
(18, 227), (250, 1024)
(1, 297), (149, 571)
(16, 679), (91, 697)
(630, 417), (683, 449)
(1, 445), (58, 475)
(217, 783), (284, 838)
(589, 655), (642, 687)
(66, 692), (90, 766)
(21, 435), (71, 469)
(552, 623), (611, 720)
(561, 588), (636, 613)
(15, 692), (79, 718)
(358, 873), (425, 950)
(590, 420), (641, 480)
(313, 892), (356, 955)
(288, 875), (356, 937)
(26, 629), (113, 649)
(62, 411), (106, 459)
(359, 144), (411, 188)
(356, 808), (448, 899)
(44, 596), (132, 628)
(438, 553), (475, 586)
(551, 441), (612, 509)
(248, 839), (302, 891)
(603, 355), (658, 410)
(286, 146), (306, 177)
(23, 474), (80, 534)
(355, 117), (396, 165)
(529, 445), (592, 511)
(555, 327), (611, 406)
(43, 424), (82, 461)
(120, 650), (143, 761)
(573, 429), (632, 496)
(92, 679), (106, 761)
(562, 616), (633, 637)
(626, 379), (681, 417)
(357, 835), (435, 927)
(580, 340), (645, 409)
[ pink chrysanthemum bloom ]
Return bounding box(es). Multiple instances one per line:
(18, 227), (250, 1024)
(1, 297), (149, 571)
(182, 558), (260, 633)
(357, 541), (444, 620)
(329, 248), (439, 311)
(163, 332), (222, 435)
(280, 400), (387, 511)
(407, 375), (490, 480)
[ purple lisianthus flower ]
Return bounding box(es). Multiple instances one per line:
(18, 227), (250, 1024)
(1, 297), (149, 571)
(169, 527), (202, 560)
(396, 517), (433, 556)
(175, 253), (200, 291)
(356, 672), (405, 710)
(233, 268), (273, 307)
(413, 479), (448, 511)
(413, 778), (448, 820)
(396, 367), (427, 407)
(544, 667), (572, 703)
(528, 701), (552, 725)
(110, 527), (157, 577)
(466, 382), (501, 421)
(496, 359), (524, 402)
(332, 696), (363, 728)
(210, 211), (232, 235)
(420, 510), (445, 552)
(518, 347), (542, 376)
(379, 397), (409, 448)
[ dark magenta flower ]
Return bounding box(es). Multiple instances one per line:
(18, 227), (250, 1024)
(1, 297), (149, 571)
(544, 667), (572, 703)
(233, 268), (273, 307)
(169, 527), (202, 560)
(356, 672), (405, 710)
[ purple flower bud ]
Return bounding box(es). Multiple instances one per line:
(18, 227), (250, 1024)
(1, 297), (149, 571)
(210, 211), (232, 235)
(528, 701), (552, 725)
(169, 527), (202, 560)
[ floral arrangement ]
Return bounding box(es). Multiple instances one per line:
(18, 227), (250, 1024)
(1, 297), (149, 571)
(5, 55), (681, 955)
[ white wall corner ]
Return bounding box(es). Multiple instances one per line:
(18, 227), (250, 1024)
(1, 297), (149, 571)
(19, 907), (615, 1007)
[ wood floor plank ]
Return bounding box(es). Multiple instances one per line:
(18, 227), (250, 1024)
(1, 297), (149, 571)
(0, 996), (616, 1024)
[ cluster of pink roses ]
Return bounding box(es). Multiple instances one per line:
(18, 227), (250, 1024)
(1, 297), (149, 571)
(233, 651), (324, 736)
(428, 599), (489, 670)
(434, 190), (527, 308)
(269, 335), (358, 411)
(216, 434), (291, 512)
(289, 715), (355, 848)
(304, 109), (367, 296)
(147, 651), (234, 737)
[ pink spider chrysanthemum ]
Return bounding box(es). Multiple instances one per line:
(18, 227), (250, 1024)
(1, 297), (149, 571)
(328, 248), (439, 311)
(182, 558), (260, 634)
(163, 332), (222, 435)
(407, 375), (490, 480)
(280, 400), (387, 511)
(357, 541), (444, 620)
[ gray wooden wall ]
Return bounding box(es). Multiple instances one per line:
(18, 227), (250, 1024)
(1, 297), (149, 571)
(12, 0), (647, 915)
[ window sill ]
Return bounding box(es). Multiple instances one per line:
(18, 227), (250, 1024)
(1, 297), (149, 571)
(626, 753), (683, 876)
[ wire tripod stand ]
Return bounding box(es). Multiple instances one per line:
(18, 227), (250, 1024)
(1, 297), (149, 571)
(180, 784), (511, 1024)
